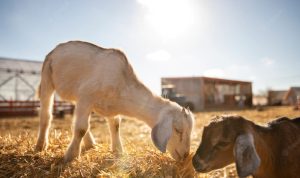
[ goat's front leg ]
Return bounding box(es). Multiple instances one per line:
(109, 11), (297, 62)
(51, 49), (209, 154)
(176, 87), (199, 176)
(107, 116), (123, 153)
(64, 103), (91, 162)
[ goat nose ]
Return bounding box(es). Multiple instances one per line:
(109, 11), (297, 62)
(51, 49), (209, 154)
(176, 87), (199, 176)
(192, 155), (205, 172)
(192, 155), (199, 167)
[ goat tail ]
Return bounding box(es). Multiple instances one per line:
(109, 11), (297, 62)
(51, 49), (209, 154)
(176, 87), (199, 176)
(37, 52), (54, 96)
(35, 83), (41, 99)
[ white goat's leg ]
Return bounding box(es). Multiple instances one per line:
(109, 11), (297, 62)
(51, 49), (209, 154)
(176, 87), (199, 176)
(36, 87), (54, 151)
(107, 116), (123, 153)
(83, 129), (96, 150)
(64, 103), (91, 162)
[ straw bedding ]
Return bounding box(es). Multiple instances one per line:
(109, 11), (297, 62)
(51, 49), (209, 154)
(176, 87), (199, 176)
(0, 106), (298, 178)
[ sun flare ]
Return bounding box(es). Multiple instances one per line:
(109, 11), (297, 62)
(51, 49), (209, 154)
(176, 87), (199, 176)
(138, 0), (195, 39)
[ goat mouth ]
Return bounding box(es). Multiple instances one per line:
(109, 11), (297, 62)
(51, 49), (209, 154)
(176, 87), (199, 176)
(175, 149), (183, 161)
(194, 164), (210, 173)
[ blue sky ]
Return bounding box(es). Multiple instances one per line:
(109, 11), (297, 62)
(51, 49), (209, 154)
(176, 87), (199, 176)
(0, 0), (299, 94)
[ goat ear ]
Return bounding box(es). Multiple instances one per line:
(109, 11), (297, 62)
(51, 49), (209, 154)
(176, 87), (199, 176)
(186, 106), (190, 112)
(151, 118), (173, 153)
(234, 134), (261, 178)
(182, 107), (188, 117)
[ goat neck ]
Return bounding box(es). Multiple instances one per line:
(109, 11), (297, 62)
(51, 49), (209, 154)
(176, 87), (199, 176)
(120, 83), (170, 128)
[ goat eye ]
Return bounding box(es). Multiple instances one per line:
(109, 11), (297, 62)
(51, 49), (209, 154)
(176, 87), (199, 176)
(174, 128), (183, 134)
(217, 141), (229, 147)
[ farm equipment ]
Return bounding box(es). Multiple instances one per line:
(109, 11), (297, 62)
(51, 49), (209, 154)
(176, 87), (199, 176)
(161, 85), (195, 111)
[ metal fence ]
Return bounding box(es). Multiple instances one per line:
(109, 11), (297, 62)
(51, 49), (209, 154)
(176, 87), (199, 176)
(0, 100), (74, 117)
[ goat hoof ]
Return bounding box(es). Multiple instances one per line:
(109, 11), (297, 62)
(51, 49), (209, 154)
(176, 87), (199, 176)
(35, 143), (47, 152)
(84, 143), (96, 150)
(82, 144), (96, 152)
(63, 155), (75, 163)
(112, 149), (123, 157)
(63, 149), (80, 163)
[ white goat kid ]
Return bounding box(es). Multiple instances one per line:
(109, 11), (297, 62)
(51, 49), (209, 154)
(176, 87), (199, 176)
(35, 41), (194, 162)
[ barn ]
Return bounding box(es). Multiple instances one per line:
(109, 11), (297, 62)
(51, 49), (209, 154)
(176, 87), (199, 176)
(267, 90), (288, 106)
(161, 76), (253, 111)
(0, 57), (73, 117)
(0, 57), (42, 101)
(284, 87), (300, 106)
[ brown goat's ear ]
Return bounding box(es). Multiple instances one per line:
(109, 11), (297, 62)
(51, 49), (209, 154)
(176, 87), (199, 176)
(151, 118), (173, 153)
(234, 134), (261, 178)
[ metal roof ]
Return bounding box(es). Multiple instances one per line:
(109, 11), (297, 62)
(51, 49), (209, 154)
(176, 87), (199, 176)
(0, 57), (42, 74)
(285, 87), (300, 99)
(162, 76), (252, 84)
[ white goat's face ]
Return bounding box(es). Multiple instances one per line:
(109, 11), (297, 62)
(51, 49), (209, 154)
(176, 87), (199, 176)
(167, 108), (194, 161)
(151, 107), (194, 161)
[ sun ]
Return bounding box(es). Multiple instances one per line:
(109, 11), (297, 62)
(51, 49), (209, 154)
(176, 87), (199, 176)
(138, 0), (195, 39)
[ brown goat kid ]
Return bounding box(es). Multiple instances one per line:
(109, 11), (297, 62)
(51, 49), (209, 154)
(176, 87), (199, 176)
(192, 115), (300, 178)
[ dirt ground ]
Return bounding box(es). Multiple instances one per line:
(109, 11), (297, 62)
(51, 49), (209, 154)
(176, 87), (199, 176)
(0, 106), (299, 178)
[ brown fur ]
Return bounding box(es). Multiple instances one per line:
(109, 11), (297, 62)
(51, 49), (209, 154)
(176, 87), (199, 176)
(193, 115), (300, 178)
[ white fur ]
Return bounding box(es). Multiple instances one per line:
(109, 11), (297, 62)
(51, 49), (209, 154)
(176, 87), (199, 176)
(35, 41), (194, 162)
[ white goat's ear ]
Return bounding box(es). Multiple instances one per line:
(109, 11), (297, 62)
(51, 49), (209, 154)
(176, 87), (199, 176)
(234, 134), (261, 178)
(186, 106), (190, 112)
(151, 118), (173, 153)
(182, 107), (188, 117)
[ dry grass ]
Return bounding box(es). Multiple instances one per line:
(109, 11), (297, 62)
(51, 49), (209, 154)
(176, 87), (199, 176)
(0, 106), (299, 178)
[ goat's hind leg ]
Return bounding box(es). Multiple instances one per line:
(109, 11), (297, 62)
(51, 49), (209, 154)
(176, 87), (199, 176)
(36, 84), (54, 151)
(83, 128), (96, 150)
(64, 102), (91, 162)
(107, 116), (123, 153)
